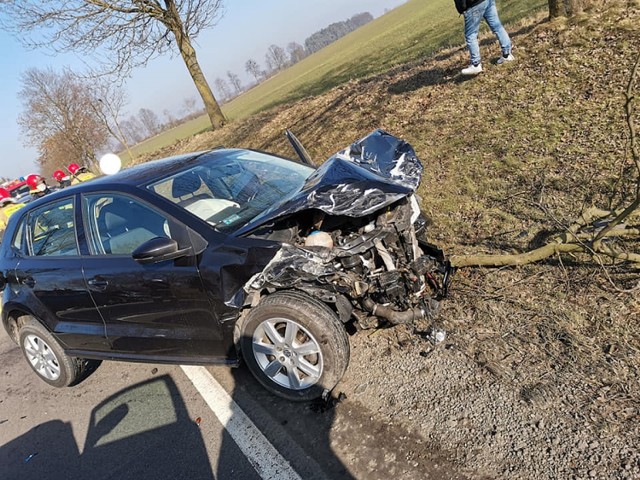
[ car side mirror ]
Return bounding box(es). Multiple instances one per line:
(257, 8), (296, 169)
(131, 237), (192, 264)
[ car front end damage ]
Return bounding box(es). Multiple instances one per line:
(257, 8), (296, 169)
(241, 130), (453, 331)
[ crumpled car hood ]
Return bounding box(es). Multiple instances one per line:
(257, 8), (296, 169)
(235, 129), (422, 235)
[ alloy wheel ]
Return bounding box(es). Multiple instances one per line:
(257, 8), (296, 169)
(252, 317), (323, 390)
(23, 334), (61, 381)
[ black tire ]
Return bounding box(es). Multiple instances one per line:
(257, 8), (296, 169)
(240, 291), (350, 401)
(18, 317), (87, 387)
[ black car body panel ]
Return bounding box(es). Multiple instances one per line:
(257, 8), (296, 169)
(0, 130), (450, 370)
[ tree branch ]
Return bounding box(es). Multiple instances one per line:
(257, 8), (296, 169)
(592, 53), (640, 248)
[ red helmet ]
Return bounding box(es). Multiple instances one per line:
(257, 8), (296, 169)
(68, 163), (81, 175)
(0, 188), (9, 199)
(53, 170), (66, 182)
(27, 174), (45, 189)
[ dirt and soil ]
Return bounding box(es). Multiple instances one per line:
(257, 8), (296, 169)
(134, 3), (640, 478)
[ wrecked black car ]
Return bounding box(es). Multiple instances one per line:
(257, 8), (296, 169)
(0, 130), (451, 401)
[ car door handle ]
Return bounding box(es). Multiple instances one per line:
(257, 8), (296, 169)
(22, 277), (36, 288)
(87, 278), (108, 291)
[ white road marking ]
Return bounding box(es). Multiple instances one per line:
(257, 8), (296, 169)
(181, 365), (302, 480)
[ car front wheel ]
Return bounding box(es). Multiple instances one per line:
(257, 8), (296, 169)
(18, 317), (88, 387)
(240, 291), (350, 401)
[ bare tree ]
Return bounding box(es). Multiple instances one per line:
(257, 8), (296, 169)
(163, 108), (176, 127)
(121, 116), (147, 144)
(88, 80), (136, 161)
(138, 108), (162, 136)
(182, 97), (198, 117)
(179, 96), (205, 120)
(245, 59), (262, 82)
(0, 0), (227, 129)
(227, 71), (242, 95)
(287, 42), (306, 65)
(265, 44), (288, 73)
(214, 77), (231, 101)
(38, 133), (78, 178)
(18, 67), (108, 171)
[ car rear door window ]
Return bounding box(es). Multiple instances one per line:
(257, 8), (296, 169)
(26, 198), (79, 256)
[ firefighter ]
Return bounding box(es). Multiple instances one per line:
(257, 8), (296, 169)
(26, 174), (52, 199)
(68, 163), (96, 184)
(52, 169), (71, 188)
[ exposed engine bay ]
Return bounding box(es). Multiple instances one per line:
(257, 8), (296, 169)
(242, 130), (453, 330)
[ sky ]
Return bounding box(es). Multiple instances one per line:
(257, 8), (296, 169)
(0, 0), (406, 180)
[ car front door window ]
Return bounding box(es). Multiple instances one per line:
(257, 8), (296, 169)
(84, 194), (173, 255)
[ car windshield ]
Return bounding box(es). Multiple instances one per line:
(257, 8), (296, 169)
(148, 150), (313, 233)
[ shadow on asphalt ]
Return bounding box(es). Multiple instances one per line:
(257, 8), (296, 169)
(0, 375), (216, 480)
(221, 361), (355, 480)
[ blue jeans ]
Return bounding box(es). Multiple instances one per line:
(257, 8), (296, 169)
(464, 0), (511, 66)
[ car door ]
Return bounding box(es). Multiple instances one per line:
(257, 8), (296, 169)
(79, 192), (229, 361)
(12, 196), (109, 352)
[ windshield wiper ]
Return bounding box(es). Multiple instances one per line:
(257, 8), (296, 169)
(285, 129), (315, 167)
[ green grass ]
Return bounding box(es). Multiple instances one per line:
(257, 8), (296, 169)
(223, 0), (545, 120)
(127, 0), (547, 157)
(123, 115), (211, 165)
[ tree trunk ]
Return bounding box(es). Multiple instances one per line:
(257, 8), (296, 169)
(548, 0), (590, 18)
(548, 0), (563, 18)
(172, 27), (226, 129)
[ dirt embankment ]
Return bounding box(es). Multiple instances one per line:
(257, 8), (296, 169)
(137, 2), (640, 478)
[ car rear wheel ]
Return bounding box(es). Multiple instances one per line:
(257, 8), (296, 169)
(18, 318), (89, 387)
(240, 291), (350, 401)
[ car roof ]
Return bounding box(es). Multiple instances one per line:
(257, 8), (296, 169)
(16, 146), (308, 219)
(26, 149), (238, 206)
(79, 150), (214, 188)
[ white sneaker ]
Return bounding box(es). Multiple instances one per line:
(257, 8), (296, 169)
(461, 63), (483, 75)
(496, 53), (515, 65)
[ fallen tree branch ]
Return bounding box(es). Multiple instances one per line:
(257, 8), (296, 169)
(450, 242), (582, 267)
(450, 213), (640, 267)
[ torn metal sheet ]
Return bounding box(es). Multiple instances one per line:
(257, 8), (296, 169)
(236, 129), (423, 235)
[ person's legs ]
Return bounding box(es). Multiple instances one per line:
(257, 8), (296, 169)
(483, 0), (511, 56)
(464, 1), (486, 66)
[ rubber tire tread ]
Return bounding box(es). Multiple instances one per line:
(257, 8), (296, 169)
(240, 290), (349, 401)
(18, 317), (85, 387)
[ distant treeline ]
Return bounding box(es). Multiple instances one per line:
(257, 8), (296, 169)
(215, 11), (376, 104)
(304, 12), (374, 55)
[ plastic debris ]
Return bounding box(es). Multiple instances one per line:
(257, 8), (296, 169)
(24, 453), (38, 463)
(425, 325), (446, 344)
(431, 329), (446, 344)
(195, 417), (202, 426)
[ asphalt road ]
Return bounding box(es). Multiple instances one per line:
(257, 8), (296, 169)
(0, 331), (466, 480)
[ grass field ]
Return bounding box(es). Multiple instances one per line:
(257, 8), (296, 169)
(222, 0), (545, 120)
(126, 0), (547, 160)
